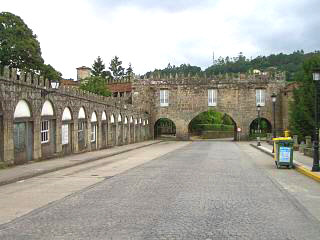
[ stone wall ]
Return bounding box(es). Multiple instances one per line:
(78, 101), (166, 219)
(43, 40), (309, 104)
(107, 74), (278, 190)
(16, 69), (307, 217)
(133, 72), (286, 140)
(0, 66), (151, 166)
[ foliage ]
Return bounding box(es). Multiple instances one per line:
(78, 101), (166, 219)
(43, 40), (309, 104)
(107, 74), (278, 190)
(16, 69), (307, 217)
(143, 50), (320, 82)
(249, 118), (272, 134)
(125, 62), (133, 80)
(80, 76), (111, 97)
(189, 110), (235, 132)
(289, 54), (320, 141)
(109, 56), (125, 80)
(0, 12), (44, 71)
(42, 64), (62, 81)
(144, 63), (202, 78)
(91, 56), (112, 79)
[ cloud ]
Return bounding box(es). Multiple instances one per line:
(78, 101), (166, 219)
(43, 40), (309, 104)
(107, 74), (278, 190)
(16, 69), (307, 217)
(0, 0), (319, 79)
(92, 0), (214, 12)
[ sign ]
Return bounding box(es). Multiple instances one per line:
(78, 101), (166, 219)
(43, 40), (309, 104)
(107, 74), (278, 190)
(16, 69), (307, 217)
(61, 124), (69, 145)
(237, 127), (242, 132)
(279, 147), (290, 163)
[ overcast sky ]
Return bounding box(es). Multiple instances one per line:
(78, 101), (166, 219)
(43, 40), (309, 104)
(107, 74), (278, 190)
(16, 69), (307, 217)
(1, 0), (320, 79)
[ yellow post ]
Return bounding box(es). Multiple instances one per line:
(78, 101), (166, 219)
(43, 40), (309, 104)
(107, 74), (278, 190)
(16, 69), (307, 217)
(284, 130), (290, 138)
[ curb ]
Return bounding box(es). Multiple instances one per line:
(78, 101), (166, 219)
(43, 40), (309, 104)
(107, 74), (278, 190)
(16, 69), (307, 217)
(0, 141), (162, 187)
(249, 143), (320, 183)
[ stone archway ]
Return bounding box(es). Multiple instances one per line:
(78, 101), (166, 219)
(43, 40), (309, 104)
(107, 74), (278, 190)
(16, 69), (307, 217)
(249, 117), (272, 139)
(188, 110), (238, 140)
(13, 100), (33, 164)
(40, 100), (56, 158)
(154, 118), (176, 140)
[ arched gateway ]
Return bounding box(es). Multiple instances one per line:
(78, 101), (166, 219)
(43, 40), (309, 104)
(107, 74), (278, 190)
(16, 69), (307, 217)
(133, 72), (285, 140)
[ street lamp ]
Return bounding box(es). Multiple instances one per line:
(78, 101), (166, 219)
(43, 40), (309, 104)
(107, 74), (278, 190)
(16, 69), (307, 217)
(41, 80), (60, 97)
(271, 93), (277, 153)
(257, 104), (261, 146)
(312, 68), (320, 172)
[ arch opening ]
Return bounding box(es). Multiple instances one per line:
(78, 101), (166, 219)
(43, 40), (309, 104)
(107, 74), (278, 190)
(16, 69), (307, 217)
(249, 118), (272, 140)
(188, 110), (237, 140)
(154, 118), (176, 140)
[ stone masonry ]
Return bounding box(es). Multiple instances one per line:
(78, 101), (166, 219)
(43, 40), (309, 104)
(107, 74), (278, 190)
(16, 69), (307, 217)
(132, 72), (287, 140)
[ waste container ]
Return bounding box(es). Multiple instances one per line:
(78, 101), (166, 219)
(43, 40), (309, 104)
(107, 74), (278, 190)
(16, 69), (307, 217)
(273, 137), (294, 169)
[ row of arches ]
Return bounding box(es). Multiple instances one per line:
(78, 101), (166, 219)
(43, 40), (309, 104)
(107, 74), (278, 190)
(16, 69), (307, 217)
(154, 111), (273, 140)
(10, 99), (150, 165)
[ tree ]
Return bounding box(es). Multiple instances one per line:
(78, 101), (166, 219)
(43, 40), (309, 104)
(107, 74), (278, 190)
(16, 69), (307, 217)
(109, 56), (124, 80)
(289, 54), (320, 141)
(0, 12), (44, 71)
(42, 64), (62, 81)
(91, 56), (111, 78)
(79, 76), (111, 97)
(125, 62), (133, 80)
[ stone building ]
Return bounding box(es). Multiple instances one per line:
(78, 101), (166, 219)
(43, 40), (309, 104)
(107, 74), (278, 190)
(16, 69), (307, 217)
(132, 72), (289, 140)
(0, 66), (150, 166)
(0, 64), (294, 166)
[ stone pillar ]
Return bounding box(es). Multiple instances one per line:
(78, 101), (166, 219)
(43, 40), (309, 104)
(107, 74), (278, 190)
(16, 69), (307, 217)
(2, 116), (14, 164)
(55, 119), (62, 153)
(175, 120), (189, 140)
(33, 117), (41, 160)
(72, 119), (79, 153)
(87, 118), (92, 151)
(98, 120), (102, 149)
(115, 122), (118, 146)
(128, 123), (131, 144)
(107, 122), (112, 147)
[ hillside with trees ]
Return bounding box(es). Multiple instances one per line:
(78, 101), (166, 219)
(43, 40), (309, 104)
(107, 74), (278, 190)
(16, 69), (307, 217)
(144, 50), (320, 81)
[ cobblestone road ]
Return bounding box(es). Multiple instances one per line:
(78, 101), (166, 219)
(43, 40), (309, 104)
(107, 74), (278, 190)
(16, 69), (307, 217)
(1, 141), (320, 239)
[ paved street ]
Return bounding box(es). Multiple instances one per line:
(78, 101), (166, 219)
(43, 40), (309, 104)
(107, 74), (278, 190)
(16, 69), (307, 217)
(1, 141), (320, 239)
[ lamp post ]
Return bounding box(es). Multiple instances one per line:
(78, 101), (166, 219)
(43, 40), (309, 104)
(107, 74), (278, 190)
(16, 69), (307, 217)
(271, 93), (277, 153)
(257, 104), (261, 146)
(41, 80), (60, 97)
(312, 68), (320, 172)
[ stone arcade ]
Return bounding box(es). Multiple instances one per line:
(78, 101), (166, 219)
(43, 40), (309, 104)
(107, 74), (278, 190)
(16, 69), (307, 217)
(0, 66), (292, 166)
(0, 66), (150, 166)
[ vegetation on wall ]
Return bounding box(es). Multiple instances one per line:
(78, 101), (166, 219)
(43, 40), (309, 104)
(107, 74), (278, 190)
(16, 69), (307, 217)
(289, 54), (320, 141)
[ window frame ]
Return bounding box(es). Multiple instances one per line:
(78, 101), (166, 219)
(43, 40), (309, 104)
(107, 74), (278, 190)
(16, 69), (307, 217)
(256, 89), (265, 106)
(208, 89), (217, 106)
(160, 89), (169, 107)
(41, 120), (50, 144)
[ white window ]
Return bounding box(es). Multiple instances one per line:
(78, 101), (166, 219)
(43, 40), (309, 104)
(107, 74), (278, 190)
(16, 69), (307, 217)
(41, 120), (49, 143)
(61, 124), (69, 145)
(256, 89), (265, 106)
(208, 89), (217, 106)
(160, 89), (169, 107)
(91, 124), (96, 142)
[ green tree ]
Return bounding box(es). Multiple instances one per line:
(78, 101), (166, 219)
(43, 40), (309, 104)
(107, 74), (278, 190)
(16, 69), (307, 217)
(125, 62), (133, 80)
(42, 64), (62, 81)
(79, 76), (111, 97)
(0, 12), (44, 71)
(289, 54), (320, 141)
(91, 56), (112, 78)
(109, 56), (124, 80)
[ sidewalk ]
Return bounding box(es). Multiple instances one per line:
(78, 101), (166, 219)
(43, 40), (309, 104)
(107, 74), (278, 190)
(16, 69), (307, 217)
(0, 140), (162, 186)
(250, 141), (320, 182)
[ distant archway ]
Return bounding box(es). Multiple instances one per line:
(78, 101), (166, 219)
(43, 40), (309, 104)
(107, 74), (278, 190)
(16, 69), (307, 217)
(188, 110), (237, 140)
(154, 118), (176, 139)
(249, 118), (272, 138)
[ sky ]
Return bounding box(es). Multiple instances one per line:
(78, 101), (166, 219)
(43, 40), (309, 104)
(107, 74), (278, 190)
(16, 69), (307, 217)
(1, 0), (320, 79)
